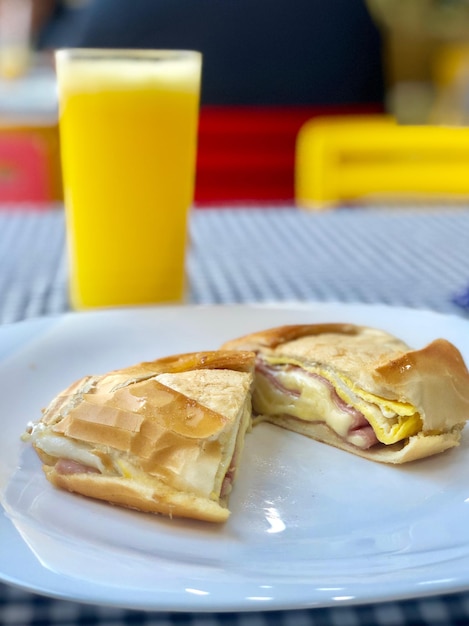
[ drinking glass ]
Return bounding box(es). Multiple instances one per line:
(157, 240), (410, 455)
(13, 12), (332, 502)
(55, 49), (202, 308)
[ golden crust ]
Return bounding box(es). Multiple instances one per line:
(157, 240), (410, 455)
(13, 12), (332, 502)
(373, 338), (469, 431)
(222, 324), (410, 378)
(30, 350), (255, 522)
(222, 323), (361, 351)
(44, 351), (255, 446)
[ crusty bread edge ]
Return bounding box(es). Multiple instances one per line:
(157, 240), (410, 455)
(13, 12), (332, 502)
(221, 323), (361, 351)
(43, 466), (230, 523)
(259, 416), (464, 464)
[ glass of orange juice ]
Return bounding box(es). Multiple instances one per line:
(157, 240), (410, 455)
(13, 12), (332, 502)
(55, 49), (202, 309)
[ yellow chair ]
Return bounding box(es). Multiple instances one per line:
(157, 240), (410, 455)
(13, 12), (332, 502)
(295, 114), (469, 209)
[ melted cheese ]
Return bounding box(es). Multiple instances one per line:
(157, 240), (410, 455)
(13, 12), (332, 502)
(28, 423), (107, 472)
(260, 358), (422, 445)
(254, 368), (355, 438)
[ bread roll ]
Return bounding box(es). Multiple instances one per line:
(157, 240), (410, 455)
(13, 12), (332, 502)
(24, 351), (255, 522)
(222, 324), (469, 463)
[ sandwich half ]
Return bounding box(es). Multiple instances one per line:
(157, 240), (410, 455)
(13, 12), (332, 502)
(24, 351), (255, 522)
(222, 324), (469, 463)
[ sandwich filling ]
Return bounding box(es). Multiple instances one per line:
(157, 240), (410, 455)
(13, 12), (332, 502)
(254, 357), (423, 450)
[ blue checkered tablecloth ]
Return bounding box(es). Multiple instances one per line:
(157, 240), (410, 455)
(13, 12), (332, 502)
(1, 204), (468, 324)
(1, 204), (469, 626)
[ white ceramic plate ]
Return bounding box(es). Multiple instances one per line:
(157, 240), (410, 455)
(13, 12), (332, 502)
(1, 302), (469, 612)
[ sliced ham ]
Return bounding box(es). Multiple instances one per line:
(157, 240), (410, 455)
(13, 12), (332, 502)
(55, 458), (101, 475)
(256, 361), (379, 449)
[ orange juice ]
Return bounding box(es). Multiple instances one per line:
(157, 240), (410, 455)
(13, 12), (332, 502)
(55, 49), (202, 308)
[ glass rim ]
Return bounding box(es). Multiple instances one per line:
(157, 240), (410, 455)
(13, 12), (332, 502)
(55, 49), (202, 62)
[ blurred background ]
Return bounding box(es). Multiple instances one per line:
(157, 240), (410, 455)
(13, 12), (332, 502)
(367, 0), (469, 125)
(2, 0), (469, 206)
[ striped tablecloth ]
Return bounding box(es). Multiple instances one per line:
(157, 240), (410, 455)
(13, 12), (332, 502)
(1, 204), (469, 626)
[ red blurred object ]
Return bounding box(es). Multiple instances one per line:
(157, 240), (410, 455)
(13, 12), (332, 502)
(0, 122), (62, 206)
(0, 133), (49, 201)
(194, 104), (384, 205)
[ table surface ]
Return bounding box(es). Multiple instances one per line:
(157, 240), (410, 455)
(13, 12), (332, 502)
(1, 204), (469, 626)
